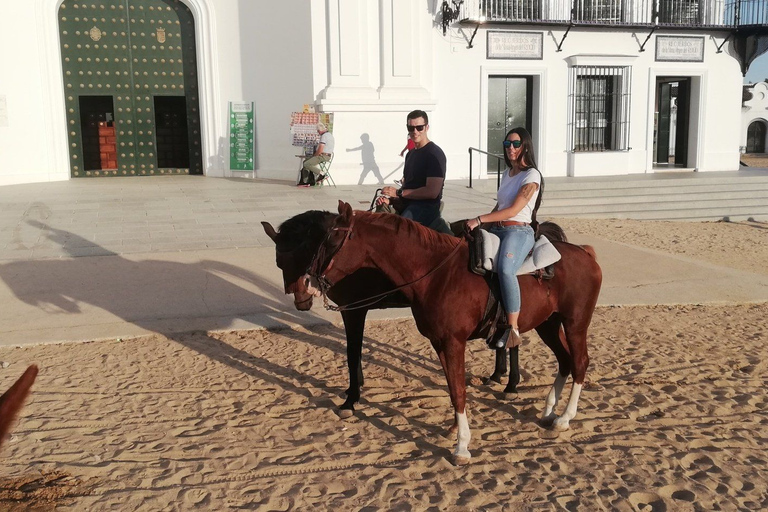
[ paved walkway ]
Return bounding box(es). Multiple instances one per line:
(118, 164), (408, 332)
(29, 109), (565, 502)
(1, 176), (767, 346)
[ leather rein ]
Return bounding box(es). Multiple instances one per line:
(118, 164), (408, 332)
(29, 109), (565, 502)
(307, 215), (463, 312)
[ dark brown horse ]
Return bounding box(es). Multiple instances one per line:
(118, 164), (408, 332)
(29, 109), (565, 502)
(298, 202), (601, 465)
(262, 210), (525, 418)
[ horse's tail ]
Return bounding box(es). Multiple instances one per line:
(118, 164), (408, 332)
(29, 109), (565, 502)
(537, 221), (567, 243)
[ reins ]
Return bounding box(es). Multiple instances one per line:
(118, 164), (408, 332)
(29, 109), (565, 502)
(307, 216), (464, 312)
(323, 239), (463, 312)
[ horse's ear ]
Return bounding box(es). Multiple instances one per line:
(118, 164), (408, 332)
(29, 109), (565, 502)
(261, 221), (278, 242)
(338, 201), (353, 221)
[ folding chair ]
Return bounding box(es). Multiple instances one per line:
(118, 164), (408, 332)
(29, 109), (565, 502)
(317, 154), (336, 187)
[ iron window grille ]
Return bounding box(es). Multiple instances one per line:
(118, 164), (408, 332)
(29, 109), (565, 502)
(568, 65), (632, 152)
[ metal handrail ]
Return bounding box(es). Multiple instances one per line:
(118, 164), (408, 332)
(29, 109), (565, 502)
(468, 147), (505, 189)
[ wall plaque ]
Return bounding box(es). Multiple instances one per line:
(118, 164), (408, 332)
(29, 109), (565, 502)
(487, 31), (543, 60)
(229, 101), (254, 171)
(655, 36), (705, 62)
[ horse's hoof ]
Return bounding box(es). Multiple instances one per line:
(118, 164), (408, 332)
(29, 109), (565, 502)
(503, 385), (518, 394)
(552, 417), (571, 431)
(338, 409), (354, 419)
(539, 415), (556, 427)
(484, 374), (503, 385)
(453, 455), (471, 466)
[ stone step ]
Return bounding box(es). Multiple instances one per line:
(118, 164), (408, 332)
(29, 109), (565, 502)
(462, 169), (768, 221)
(544, 189), (768, 206)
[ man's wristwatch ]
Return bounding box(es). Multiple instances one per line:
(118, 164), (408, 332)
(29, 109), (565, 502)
(396, 188), (404, 198)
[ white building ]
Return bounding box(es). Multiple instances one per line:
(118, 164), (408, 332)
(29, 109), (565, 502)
(1, 0), (766, 186)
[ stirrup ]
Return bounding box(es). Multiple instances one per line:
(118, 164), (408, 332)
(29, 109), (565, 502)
(488, 328), (520, 350)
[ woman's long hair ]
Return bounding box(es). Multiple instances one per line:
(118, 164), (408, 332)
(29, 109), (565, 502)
(503, 127), (538, 170)
(503, 127), (544, 237)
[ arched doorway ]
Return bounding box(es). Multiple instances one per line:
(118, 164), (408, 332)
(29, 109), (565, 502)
(747, 120), (767, 154)
(58, 0), (203, 177)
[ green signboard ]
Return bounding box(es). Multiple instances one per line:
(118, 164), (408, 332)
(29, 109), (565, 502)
(229, 101), (254, 171)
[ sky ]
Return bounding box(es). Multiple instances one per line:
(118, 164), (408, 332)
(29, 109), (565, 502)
(745, 52), (768, 84)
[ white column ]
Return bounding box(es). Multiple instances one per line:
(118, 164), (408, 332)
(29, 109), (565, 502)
(318, 0), (380, 103)
(377, 0), (433, 104)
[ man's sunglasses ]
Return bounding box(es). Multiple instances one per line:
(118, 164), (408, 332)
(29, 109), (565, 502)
(406, 124), (426, 132)
(503, 140), (523, 149)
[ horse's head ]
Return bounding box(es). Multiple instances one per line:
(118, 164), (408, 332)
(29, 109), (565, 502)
(306, 201), (367, 287)
(261, 210), (337, 311)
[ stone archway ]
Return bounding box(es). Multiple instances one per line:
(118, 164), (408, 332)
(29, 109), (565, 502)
(38, 0), (220, 179)
(58, 0), (203, 177)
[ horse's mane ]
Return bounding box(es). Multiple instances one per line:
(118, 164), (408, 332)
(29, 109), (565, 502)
(276, 210), (336, 251)
(354, 210), (460, 252)
(538, 221), (567, 243)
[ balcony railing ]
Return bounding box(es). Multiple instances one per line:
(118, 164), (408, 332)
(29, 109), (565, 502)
(460, 0), (768, 28)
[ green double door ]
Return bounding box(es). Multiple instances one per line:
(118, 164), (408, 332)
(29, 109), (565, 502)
(58, 0), (202, 177)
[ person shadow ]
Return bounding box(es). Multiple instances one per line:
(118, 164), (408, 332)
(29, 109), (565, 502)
(347, 133), (384, 185)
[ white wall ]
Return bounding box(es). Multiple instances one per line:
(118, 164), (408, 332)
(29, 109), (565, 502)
(0, 2), (67, 185)
(209, 0), (315, 180)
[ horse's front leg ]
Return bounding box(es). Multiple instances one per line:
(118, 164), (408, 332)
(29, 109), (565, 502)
(486, 347), (507, 384)
(339, 309), (368, 418)
(437, 338), (471, 466)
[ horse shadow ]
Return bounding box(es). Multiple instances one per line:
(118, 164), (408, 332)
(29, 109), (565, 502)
(0, 221), (451, 454)
(347, 133), (384, 185)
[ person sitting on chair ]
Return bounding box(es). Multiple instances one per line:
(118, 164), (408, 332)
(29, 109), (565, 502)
(376, 109), (446, 227)
(300, 123), (334, 186)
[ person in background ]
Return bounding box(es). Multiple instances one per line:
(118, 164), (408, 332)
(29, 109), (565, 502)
(376, 110), (446, 227)
(465, 127), (543, 351)
(395, 137), (417, 186)
(299, 123), (334, 186)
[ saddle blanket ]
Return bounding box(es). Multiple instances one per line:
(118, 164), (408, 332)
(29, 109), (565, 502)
(477, 230), (561, 274)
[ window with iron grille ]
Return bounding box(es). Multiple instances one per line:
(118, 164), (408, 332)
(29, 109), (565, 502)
(568, 65), (632, 152)
(482, 0), (541, 21)
(573, 0), (624, 23)
(658, 0), (701, 25)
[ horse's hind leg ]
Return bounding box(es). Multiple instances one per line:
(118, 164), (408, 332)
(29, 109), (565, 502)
(535, 317), (570, 427)
(552, 321), (590, 431)
(339, 309), (368, 418)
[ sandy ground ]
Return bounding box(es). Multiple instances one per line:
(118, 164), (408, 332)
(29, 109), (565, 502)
(0, 220), (767, 510)
(740, 153), (768, 168)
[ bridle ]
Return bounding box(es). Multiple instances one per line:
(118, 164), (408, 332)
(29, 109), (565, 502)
(306, 214), (463, 312)
(307, 214), (356, 298)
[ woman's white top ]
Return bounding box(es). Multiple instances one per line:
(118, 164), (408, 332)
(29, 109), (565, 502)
(496, 167), (541, 223)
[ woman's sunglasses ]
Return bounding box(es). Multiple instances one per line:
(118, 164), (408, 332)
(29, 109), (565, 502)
(406, 124), (426, 132)
(503, 140), (523, 149)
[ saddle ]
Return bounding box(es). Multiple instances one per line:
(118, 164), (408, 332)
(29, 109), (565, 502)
(469, 229), (561, 278)
(467, 229), (561, 344)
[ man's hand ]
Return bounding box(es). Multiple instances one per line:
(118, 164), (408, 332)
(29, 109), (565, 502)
(466, 217), (481, 231)
(381, 186), (398, 197)
(376, 196), (391, 206)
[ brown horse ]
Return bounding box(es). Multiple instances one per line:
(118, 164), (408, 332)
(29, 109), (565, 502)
(302, 202), (602, 465)
(262, 210), (525, 418)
